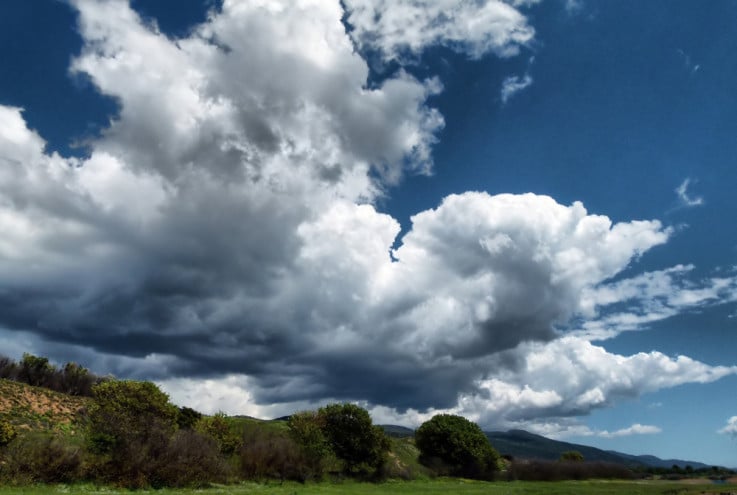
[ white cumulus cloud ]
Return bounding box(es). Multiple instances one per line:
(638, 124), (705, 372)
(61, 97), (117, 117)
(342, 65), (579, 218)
(0, 0), (735, 432)
(598, 424), (662, 438)
(343, 0), (535, 61)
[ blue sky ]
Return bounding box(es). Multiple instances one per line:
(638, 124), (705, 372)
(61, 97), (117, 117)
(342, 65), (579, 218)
(1, 0), (736, 466)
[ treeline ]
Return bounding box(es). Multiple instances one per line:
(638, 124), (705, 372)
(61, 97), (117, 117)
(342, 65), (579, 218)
(504, 459), (634, 481)
(636, 464), (735, 481)
(0, 353), (107, 397)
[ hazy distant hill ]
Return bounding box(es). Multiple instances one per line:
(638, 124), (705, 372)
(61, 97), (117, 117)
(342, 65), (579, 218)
(378, 424), (415, 438)
(376, 424), (714, 469)
(485, 429), (712, 470)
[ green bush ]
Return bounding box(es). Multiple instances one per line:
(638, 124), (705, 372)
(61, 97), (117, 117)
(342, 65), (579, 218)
(87, 380), (179, 487)
(1, 433), (83, 484)
(288, 411), (332, 479)
(195, 412), (242, 455)
(240, 424), (313, 481)
(177, 406), (203, 430)
(153, 430), (231, 487)
(415, 414), (500, 480)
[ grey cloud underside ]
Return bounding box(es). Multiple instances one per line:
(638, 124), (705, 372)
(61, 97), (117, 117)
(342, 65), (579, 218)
(1, 0), (735, 426)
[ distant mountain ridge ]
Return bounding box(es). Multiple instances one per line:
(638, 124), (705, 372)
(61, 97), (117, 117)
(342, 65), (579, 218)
(486, 429), (712, 470)
(377, 425), (715, 469)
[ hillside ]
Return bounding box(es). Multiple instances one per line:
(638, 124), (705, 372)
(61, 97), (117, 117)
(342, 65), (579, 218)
(0, 378), (90, 435)
(486, 429), (711, 470)
(0, 379), (716, 473)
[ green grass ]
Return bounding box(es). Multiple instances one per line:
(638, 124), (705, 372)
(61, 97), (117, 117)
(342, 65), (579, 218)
(0, 479), (732, 495)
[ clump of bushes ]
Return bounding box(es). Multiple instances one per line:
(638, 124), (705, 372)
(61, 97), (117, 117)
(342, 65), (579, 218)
(0, 433), (83, 484)
(240, 424), (312, 481)
(195, 412), (242, 456)
(287, 403), (391, 481)
(153, 430), (231, 488)
(86, 379), (231, 488)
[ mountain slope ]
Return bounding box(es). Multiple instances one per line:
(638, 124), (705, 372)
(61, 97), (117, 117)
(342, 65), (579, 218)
(486, 429), (711, 469)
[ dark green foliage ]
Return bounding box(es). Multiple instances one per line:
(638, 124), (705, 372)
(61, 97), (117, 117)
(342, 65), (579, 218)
(177, 405), (203, 430)
(17, 354), (53, 388)
(240, 424), (315, 481)
(317, 403), (390, 477)
(0, 353), (105, 396)
(88, 380), (178, 450)
(0, 433), (83, 484)
(560, 450), (585, 462)
(58, 362), (97, 396)
(288, 411), (333, 479)
(153, 429), (231, 487)
(0, 356), (18, 380)
(0, 419), (16, 447)
(415, 414), (500, 479)
(87, 380), (179, 487)
(508, 459), (634, 481)
(195, 412), (242, 455)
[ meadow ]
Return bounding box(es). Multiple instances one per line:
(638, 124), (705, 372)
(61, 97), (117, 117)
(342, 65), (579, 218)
(0, 479), (734, 495)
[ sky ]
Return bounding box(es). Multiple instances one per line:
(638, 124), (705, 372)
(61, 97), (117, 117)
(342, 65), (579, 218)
(0, 0), (736, 467)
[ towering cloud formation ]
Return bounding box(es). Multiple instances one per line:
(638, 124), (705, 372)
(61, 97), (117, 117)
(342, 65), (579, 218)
(1, 0), (734, 432)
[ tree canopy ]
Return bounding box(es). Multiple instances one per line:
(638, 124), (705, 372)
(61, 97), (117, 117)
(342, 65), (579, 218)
(415, 414), (500, 479)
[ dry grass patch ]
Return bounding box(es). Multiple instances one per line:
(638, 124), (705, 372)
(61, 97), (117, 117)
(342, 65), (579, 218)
(0, 379), (89, 433)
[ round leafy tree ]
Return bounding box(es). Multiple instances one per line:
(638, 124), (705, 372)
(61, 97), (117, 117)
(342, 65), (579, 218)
(415, 414), (500, 479)
(317, 403), (389, 475)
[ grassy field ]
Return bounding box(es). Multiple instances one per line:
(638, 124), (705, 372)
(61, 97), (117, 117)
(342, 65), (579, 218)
(0, 479), (734, 495)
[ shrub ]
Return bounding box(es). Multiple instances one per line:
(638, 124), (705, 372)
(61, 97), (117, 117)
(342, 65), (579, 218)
(1, 433), (83, 484)
(87, 380), (179, 487)
(288, 411), (332, 479)
(59, 362), (98, 396)
(0, 356), (18, 380)
(177, 406), (203, 430)
(195, 412), (242, 455)
(153, 430), (230, 487)
(240, 424), (313, 481)
(17, 354), (54, 388)
(0, 420), (16, 447)
(415, 414), (500, 480)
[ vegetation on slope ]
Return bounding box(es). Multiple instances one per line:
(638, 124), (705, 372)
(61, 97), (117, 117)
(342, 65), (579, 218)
(0, 353), (731, 489)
